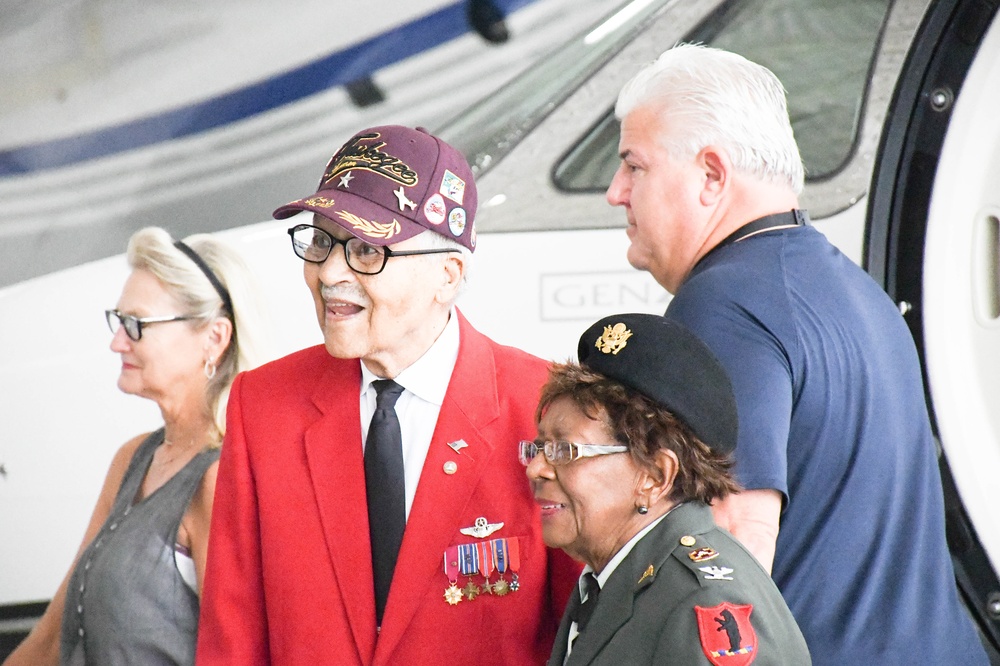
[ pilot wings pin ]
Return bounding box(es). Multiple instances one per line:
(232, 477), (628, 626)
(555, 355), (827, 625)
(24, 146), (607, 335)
(460, 516), (504, 538)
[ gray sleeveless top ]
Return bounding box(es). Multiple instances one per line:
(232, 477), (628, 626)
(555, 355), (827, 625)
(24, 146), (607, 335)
(60, 429), (220, 666)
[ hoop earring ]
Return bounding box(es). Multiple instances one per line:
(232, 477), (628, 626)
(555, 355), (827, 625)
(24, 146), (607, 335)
(204, 359), (217, 379)
(637, 505), (648, 515)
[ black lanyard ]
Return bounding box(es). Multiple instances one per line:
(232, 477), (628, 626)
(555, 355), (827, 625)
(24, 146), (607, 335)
(713, 209), (809, 252)
(691, 209), (808, 274)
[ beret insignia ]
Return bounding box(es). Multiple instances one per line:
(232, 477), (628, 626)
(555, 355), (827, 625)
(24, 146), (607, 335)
(596, 323), (632, 355)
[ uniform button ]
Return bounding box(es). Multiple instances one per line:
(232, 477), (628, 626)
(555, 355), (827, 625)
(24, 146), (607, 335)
(443, 461), (458, 475)
(77, 605), (83, 613)
(78, 628), (85, 637)
(680, 535), (696, 547)
(84, 560), (91, 570)
(109, 522), (118, 531)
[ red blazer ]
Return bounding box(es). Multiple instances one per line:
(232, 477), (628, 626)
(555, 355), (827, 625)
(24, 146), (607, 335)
(197, 313), (580, 664)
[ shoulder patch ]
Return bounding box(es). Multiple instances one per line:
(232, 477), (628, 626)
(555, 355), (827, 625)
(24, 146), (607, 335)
(695, 603), (758, 666)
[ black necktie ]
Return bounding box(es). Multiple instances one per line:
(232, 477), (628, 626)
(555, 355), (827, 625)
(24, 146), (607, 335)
(571, 572), (601, 634)
(364, 379), (406, 626)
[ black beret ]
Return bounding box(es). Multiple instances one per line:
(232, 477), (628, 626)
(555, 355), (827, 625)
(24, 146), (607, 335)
(577, 313), (738, 455)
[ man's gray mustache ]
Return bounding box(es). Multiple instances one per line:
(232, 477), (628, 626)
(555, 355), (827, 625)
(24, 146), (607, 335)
(320, 285), (364, 302)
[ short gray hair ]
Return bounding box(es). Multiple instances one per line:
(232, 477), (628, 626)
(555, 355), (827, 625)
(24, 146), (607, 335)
(616, 43), (804, 194)
(420, 230), (474, 299)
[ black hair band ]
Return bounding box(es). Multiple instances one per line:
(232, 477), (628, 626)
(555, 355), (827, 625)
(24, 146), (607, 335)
(173, 240), (234, 317)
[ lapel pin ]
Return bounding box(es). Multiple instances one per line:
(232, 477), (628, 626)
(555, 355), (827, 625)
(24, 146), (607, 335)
(447, 439), (475, 461)
(394, 186), (417, 211)
(637, 564), (655, 585)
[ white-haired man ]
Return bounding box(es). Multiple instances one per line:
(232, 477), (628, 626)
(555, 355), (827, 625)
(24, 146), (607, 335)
(607, 44), (988, 665)
(197, 125), (580, 665)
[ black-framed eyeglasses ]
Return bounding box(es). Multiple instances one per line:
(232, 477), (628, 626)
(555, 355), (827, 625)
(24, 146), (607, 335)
(518, 439), (628, 466)
(105, 309), (194, 342)
(287, 224), (459, 276)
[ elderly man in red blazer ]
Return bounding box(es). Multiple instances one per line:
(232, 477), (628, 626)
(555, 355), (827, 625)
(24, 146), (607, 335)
(197, 125), (580, 665)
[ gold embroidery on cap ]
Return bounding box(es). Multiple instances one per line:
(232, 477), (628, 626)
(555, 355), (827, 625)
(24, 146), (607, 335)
(304, 196), (336, 208)
(322, 132), (418, 187)
(596, 323), (632, 355)
(336, 210), (401, 240)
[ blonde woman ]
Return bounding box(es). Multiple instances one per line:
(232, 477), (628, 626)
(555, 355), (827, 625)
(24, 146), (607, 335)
(4, 227), (267, 666)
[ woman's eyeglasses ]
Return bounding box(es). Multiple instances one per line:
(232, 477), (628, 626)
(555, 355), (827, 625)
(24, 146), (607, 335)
(105, 309), (194, 342)
(518, 439), (628, 466)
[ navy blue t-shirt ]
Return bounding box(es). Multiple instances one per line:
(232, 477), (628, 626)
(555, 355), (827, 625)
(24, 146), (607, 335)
(666, 224), (987, 665)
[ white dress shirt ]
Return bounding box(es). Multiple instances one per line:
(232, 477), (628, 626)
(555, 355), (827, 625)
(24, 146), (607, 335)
(359, 310), (460, 520)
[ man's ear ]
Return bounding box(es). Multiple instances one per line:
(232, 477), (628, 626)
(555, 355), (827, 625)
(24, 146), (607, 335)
(697, 145), (731, 206)
(637, 448), (679, 508)
(435, 252), (466, 304)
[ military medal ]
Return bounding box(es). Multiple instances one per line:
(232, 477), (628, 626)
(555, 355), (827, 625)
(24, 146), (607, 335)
(507, 537), (521, 592)
(458, 543), (480, 577)
(444, 536), (522, 602)
(491, 570), (510, 594)
(443, 546), (463, 605)
(444, 584), (463, 605)
(457, 543), (482, 601)
(462, 580), (481, 601)
(476, 540), (496, 594)
(492, 538), (511, 596)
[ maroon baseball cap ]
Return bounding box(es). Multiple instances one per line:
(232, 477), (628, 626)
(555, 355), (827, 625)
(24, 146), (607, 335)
(273, 125), (478, 251)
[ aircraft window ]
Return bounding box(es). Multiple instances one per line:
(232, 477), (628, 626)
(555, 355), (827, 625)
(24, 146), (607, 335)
(439, 0), (671, 176)
(553, 0), (893, 191)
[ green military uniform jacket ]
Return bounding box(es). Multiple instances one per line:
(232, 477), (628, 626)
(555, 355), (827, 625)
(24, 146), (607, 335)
(548, 502), (810, 665)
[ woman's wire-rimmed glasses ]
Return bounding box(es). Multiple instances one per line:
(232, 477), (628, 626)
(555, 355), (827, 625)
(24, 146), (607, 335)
(105, 309), (194, 342)
(518, 439), (628, 466)
(287, 224), (459, 276)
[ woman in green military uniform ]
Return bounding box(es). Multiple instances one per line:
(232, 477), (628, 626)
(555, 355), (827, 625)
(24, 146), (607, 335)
(522, 313), (810, 665)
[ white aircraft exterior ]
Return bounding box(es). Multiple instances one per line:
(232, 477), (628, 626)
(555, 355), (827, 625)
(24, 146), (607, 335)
(1, 0), (999, 655)
(0, 0), (611, 610)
